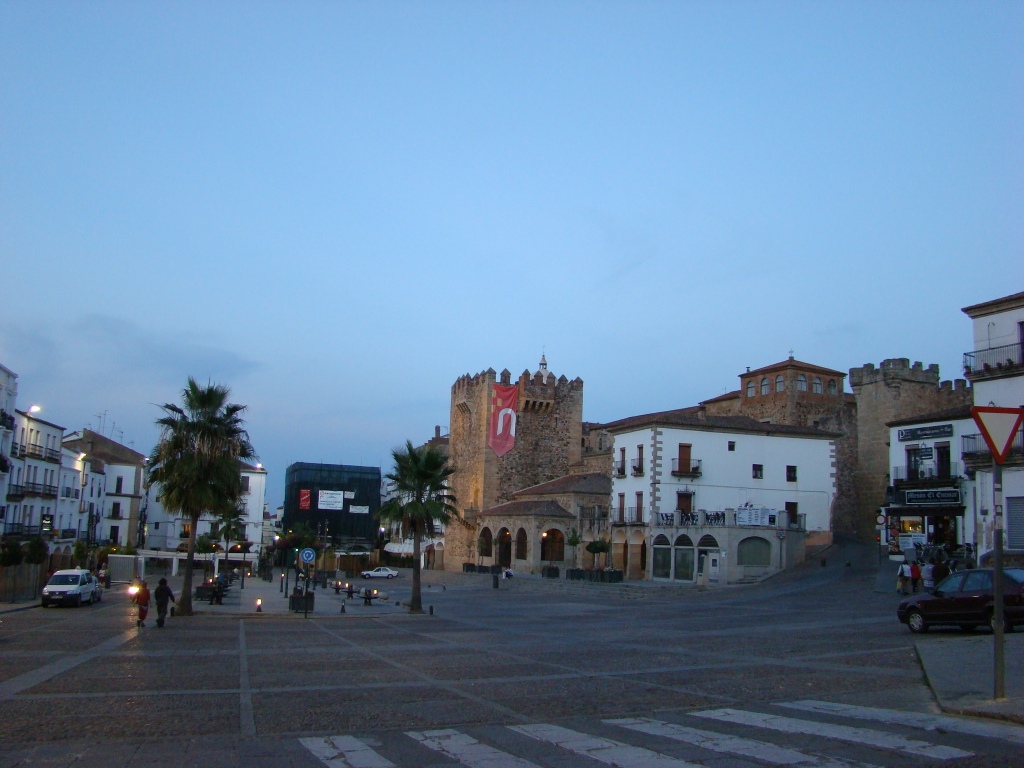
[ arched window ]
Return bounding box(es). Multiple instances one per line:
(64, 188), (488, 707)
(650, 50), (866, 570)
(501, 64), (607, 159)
(653, 534), (671, 545)
(478, 528), (493, 558)
(746, 380), (755, 397)
(697, 534), (719, 548)
(540, 529), (565, 562)
(738, 536), (771, 566)
(828, 379), (838, 395)
(813, 377), (822, 394)
(674, 534), (693, 547)
(652, 534), (672, 578)
(797, 374), (807, 392)
(760, 378), (770, 395)
(515, 528), (528, 560)
(775, 375), (784, 393)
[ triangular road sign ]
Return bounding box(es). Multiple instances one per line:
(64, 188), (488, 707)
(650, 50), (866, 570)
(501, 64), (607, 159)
(972, 406), (1024, 465)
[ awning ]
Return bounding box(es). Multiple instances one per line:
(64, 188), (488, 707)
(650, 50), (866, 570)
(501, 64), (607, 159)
(384, 538), (443, 555)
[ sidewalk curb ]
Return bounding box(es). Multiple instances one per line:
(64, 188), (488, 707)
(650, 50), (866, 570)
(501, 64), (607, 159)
(0, 603), (40, 615)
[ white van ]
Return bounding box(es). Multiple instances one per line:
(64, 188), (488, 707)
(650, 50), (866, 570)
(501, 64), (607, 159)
(41, 569), (103, 607)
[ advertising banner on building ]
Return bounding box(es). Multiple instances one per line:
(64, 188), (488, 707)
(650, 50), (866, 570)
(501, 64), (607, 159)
(299, 489), (311, 510)
(349, 505), (370, 515)
(488, 384), (519, 457)
(319, 490), (346, 510)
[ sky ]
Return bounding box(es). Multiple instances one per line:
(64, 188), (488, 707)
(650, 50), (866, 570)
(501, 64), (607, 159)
(1, 2), (1021, 508)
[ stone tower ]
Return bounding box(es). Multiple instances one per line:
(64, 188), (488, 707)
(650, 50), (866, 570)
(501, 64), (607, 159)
(445, 358), (584, 569)
(849, 359), (971, 535)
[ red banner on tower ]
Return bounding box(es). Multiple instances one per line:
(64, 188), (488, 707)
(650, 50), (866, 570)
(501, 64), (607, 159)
(299, 489), (311, 510)
(488, 384), (519, 457)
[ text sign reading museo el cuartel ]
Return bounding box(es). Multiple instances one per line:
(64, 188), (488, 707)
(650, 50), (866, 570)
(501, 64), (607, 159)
(904, 488), (961, 505)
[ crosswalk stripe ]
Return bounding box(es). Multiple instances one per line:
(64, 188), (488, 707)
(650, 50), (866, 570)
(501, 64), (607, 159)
(510, 723), (704, 767)
(779, 700), (1024, 745)
(406, 728), (541, 768)
(298, 735), (396, 768)
(605, 717), (876, 768)
(691, 708), (973, 761)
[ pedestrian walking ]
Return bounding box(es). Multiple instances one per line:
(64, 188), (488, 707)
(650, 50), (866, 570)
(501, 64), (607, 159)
(897, 562), (911, 595)
(910, 561), (921, 593)
(154, 577), (175, 628)
(133, 580), (151, 628)
(922, 559), (936, 591)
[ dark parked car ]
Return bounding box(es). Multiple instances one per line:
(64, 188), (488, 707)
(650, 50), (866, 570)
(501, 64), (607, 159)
(897, 568), (1024, 634)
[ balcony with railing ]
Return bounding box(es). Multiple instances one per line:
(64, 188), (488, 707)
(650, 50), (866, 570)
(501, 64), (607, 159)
(962, 432), (1024, 467)
(10, 442), (25, 459)
(25, 444), (43, 460)
(631, 457), (644, 476)
(0, 410), (14, 431)
(670, 458), (703, 478)
(613, 460), (626, 478)
(6, 483), (25, 500)
(652, 508), (804, 531)
(44, 447), (61, 463)
(892, 462), (961, 486)
(23, 482), (58, 498)
(963, 342), (1024, 380)
(2, 523), (41, 537)
(613, 506), (644, 525)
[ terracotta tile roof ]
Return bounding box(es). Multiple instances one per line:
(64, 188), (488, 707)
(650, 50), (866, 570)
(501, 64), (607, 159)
(479, 500), (574, 519)
(513, 473), (611, 497)
(886, 405), (974, 428)
(602, 408), (840, 438)
(742, 358), (846, 378)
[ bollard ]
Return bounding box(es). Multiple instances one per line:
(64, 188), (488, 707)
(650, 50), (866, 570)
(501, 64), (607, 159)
(820, 558), (827, 567)
(429, 605), (433, 615)
(492, 573), (499, 589)
(340, 602), (346, 614)
(443, 585), (446, 591)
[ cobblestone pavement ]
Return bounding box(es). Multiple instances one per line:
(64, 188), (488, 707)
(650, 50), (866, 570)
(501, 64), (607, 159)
(0, 543), (1022, 767)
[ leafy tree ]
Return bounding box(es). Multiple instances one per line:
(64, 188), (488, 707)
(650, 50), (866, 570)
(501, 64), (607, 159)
(148, 378), (255, 615)
(376, 440), (456, 614)
(24, 537), (47, 565)
(566, 528), (582, 568)
(0, 538), (23, 567)
(586, 537), (611, 569)
(73, 540), (88, 568)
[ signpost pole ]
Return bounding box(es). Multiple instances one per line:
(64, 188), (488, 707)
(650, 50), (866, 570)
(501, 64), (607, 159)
(993, 462), (1005, 700)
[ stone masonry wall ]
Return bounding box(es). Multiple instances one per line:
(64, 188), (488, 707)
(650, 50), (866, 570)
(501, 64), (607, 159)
(849, 359), (971, 538)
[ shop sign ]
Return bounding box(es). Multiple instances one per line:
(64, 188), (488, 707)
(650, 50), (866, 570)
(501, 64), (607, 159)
(904, 488), (961, 505)
(898, 424), (953, 441)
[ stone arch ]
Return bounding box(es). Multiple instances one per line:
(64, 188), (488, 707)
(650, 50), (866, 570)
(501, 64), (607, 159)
(611, 528), (628, 571)
(697, 534), (719, 548)
(60, 545), (72, 569)
(540, 529), (565, 562)
(674, 534), (693, 547)
(478, 528), (493, 558)
(496, 528), (512, 568)
(515, 528), (528, 561)
(738, 536), (771, 566)
(775, 374), (784, 392)
(760, 378), (770, 395)
(653, 534), (671, 546)
(652, 534), (672, 579)
(48, 548), (62, 572)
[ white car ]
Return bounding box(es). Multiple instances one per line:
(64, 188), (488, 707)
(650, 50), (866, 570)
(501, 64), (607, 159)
(41, 569), (103, 607)
(360, 567), (399, 579)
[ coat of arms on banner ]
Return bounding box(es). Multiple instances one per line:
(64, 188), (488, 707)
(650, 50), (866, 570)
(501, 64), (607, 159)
(488, 384), (519, 457)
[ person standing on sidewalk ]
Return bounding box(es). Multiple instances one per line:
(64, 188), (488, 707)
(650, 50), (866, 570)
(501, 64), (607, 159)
(154, 578), (175, 628)
(133, 581), (151, 628)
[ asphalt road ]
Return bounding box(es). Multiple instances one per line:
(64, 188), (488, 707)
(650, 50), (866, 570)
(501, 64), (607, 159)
(1, 543), (1022, 768)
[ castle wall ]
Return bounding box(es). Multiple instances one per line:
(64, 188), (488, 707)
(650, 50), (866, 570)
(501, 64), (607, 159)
(849, 359), (971, 536)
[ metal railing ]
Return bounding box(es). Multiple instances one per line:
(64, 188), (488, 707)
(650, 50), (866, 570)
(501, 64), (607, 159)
(613, 460), (626, 477)
(0, 410), (14, 430)
(25, 444), (43, 460)
(670, 458), (703, 477)
(963, 432), (1023, 457)
(623, 506), (643, 524)
(2, 523), (41, 536)
(964, 342), (1023, 375)
(703, 511), (727, 526)
(892, 462), (960, 482)
(10, 442), (25, 459)
(631, 459), (644, 476)
(5, 484), (25, 500)
(44, 447), (61, 462)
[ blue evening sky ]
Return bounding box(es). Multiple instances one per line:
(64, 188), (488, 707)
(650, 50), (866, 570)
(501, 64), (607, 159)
(1, 2), (1020, 507)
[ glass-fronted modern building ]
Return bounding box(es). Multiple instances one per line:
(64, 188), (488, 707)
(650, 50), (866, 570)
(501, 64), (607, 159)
(282, 463), (381, 549)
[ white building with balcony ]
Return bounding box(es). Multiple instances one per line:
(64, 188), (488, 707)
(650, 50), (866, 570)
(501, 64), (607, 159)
(962, 291), (1024, 559)
(0, 363), (18, 519)
(606, 409), (837, 584)
(6, 408), (65, 539)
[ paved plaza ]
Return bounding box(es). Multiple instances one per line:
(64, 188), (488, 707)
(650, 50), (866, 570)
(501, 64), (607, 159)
(0, 543), (1022, 767)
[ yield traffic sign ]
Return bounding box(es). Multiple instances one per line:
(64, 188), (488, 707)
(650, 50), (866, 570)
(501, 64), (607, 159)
(971, 406), (1024, 465)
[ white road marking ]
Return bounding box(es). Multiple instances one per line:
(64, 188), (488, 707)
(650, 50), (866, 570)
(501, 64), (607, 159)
(691, 708), (973, 761)
(407, 728), (541, 768)
(299, 735), (396, 768)
(510, 723), (704, 767)
(606, 717), (877, 767)
(780, 700), (1024, 745)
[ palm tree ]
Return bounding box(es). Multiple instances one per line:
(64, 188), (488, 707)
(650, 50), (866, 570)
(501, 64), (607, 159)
(213, 503), (248, 559)
(147, 378), (255, 615)
(377, 440), (456, 614)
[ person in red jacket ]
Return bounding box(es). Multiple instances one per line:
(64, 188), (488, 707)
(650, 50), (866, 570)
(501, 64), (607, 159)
(133, 581), (151, 628)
